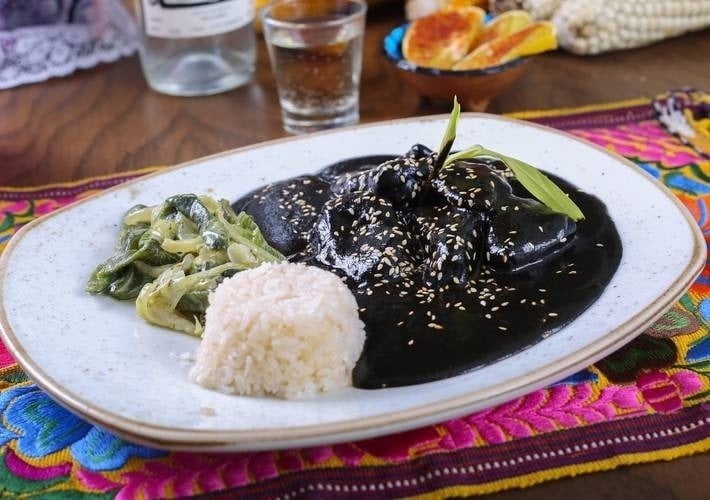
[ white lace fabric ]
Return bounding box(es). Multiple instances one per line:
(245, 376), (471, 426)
(0, 0), (137, 90)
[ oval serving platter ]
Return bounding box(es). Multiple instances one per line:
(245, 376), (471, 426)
(0, 114), (705, 451)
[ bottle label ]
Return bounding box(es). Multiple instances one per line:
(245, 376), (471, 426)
(141, 0), (254, 39)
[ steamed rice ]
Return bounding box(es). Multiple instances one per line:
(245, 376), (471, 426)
(188, 262), (365, 399)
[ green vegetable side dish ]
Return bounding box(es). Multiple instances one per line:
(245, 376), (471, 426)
(86, 194), (285, 336)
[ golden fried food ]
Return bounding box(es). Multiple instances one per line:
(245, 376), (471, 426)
(452, 21), (557, 70)
(403, 7), (486, 69)
(479, 9), (533, 45)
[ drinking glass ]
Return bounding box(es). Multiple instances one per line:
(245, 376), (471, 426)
(261, 0), (367, 134)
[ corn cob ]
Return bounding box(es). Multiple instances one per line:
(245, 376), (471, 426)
(553, 0), (710, 55)
(489, 0), (563, 20)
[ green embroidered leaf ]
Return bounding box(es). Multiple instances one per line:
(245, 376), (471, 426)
(686, 389), (710, 403)
(679, 294), (695, 311)
(25, 491), (110, 499)
(595, 336), (677, 383)
(0, 366), (29, 386)
(0, 453), (66, 495)
(0, 212), (14, 233)
(685, 359), (710, 372)
(644, 305), (700, 338)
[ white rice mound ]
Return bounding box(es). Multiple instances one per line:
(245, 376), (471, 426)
(188, 262), (366, 399)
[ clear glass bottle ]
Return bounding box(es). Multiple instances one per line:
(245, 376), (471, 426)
(136, 0), (256, 96)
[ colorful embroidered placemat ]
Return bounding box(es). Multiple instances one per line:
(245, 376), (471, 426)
(1, 92), (709, 498)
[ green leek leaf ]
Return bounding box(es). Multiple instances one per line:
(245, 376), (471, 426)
(431, 96), (461, 180)
(438, 100), (585, 221)
(438, 96), (460, 160)
(473, 146), (584, 221)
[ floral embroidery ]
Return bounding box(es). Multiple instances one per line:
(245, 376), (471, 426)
(645, 305), (700, 338)
(636, 370), (702, 413)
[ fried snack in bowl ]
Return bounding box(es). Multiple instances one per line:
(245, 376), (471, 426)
(402, 7), (485, 69)
(383, 24), (529, 111)
(383, 9), (559, 109)
(453, 21), (557, 70)
(478, 9), (533, 44)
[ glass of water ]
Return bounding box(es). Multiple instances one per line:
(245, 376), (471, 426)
(261, 0), (367, 134)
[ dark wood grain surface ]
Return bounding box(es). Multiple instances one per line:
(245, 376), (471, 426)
(0, 3), (708, 497)
(0, 4), (708, 186)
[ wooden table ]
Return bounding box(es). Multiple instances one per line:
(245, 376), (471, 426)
(1, 4), (708, 187)
(0, 3), (708, 497)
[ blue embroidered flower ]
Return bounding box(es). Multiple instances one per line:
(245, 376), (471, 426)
(698, 298), (710, 326)
(687, 336), (710, 362)
(2, 386), (91, 457)
(636, 162), (660, 179)
(71, 427), (165, 471)
(553, 369), (599, 386)
(0, 384), (165, 469)
(0, 385), (36, 445)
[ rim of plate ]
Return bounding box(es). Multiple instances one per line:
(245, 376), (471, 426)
(0, 113), (705, 450)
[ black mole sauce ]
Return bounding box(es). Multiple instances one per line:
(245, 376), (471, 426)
(232, 145), (622, 389)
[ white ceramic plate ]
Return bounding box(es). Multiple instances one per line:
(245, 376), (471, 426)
(0, 115), (705, 451)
